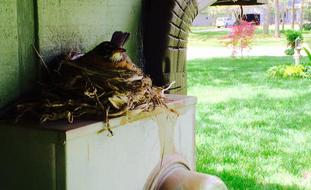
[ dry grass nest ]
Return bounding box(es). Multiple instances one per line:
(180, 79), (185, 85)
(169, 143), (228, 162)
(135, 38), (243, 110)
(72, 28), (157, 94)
(15, 51), (172, 135)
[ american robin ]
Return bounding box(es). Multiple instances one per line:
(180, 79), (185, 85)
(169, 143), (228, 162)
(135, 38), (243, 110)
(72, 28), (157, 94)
(74, 31), (139, 72)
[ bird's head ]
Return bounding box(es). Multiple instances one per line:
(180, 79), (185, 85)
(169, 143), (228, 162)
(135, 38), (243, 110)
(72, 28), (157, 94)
(93, 32), (130, 63)
(93, 42), (126, 63)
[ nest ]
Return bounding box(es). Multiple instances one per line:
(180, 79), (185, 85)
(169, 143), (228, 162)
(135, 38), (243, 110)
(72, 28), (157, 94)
(15, 50), (171, 135)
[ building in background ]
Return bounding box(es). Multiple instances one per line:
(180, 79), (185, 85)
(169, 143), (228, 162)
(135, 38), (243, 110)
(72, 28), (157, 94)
(192, 0), (309, 27)
(193, 5), (265, 26)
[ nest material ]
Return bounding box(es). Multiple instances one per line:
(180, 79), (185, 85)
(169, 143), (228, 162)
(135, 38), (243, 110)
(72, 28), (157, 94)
(16, 51), (169, 135)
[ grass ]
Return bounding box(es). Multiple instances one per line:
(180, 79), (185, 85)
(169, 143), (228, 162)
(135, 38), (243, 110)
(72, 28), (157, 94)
(189, 27), (311, 48)
(187, 56), (311, 189)
(303, 31), (311, 47)
(187, 26), (311, 189)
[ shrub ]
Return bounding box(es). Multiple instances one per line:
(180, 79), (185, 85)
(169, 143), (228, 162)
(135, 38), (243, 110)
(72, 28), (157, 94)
(267, 65), (287, 78)
(223, 20), (256, 57)
(267, 64), (311, 78)
(283, 65), (305, 77)
(304, 66), (311, 76)
(284, 30), (303, 49)
(303, 47), (311, 64)
(284, 48), (295, 56)
(303, 23), (311, 31)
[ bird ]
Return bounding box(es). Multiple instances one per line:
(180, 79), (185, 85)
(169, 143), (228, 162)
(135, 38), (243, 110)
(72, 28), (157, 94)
(73, 31), (139, 72)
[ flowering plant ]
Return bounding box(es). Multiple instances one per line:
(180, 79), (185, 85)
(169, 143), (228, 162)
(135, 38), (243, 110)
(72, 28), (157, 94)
(267, 64), (311, 78)
(223, 20), (256, 57)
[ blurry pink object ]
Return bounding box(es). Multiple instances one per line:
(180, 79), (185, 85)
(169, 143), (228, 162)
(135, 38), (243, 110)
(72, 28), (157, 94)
(223, 20), (256, 57)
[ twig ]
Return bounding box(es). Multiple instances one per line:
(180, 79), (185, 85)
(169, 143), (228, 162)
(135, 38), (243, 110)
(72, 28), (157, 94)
(32, 44), (50, 74)
(161, 81), (176, 94)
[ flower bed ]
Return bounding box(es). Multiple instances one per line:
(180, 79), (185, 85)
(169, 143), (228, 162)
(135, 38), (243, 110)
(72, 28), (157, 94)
(267, 64), (311, 78)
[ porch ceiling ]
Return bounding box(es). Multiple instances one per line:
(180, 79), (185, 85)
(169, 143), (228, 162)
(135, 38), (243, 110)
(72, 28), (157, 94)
(211, 0), (267, 6)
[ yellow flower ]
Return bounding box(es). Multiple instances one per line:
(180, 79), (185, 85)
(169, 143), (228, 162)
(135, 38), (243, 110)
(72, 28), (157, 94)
(283, 65), (305, 77)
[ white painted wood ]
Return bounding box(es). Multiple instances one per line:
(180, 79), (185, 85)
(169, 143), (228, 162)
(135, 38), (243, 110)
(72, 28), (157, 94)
(64, 95), (197, 190)
(0, 95), (197, 190)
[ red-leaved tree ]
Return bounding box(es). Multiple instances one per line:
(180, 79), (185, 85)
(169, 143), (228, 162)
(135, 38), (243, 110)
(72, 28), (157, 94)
(223, 20), (256, 57)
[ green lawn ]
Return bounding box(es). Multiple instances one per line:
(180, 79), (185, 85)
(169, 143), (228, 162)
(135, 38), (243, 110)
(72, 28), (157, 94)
(187, 56), (311, 189)
(303, 31), (311, 47)
(189, 28), (311, 48)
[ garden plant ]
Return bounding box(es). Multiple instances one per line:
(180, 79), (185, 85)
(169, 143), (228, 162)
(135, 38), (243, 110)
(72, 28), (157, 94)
(284, 30), (303, 56)
(223, 20), (256, 57)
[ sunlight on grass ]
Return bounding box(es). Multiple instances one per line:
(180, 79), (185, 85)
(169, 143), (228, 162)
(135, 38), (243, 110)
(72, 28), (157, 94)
(189, 28), (311, 49)
(189, 28), (288, 48)
(190, 85), (304, 104)
(188, 57), (311, 190)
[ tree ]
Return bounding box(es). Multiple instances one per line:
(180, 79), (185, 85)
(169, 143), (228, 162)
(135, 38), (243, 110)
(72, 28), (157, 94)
(281, 0), (286, 31)
(274, 0), (280, 37)
(299, 0), (304, 31)
(263, 3), (271, 34)
(291, 0), (296, 29)
(223, 20), (256, 57)
(308, 1), (311, 21)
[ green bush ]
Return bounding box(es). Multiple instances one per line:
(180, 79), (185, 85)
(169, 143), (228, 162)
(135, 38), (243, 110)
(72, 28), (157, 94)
(284, 48), (294, 56)
(304, 66), (311, 76)
(267, 65), (287, 78)
(267, 64), (311, 78)
(303, 23), (311, 31)
(303, 47), (311, 64)
(284, 30), (303, 49)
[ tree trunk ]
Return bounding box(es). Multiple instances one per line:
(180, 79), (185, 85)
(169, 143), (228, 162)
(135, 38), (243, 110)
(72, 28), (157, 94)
(281, 0), (285, 31)
(299, 0), (304, 31)
(263, 3), (271, 34)
(275, 0), (280, 37)
(240, 5), (244, 19)
(291, 0), (296, 29)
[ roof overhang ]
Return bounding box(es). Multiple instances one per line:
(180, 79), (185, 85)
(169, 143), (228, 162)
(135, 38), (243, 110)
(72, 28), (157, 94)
(211, 0), (267, 6)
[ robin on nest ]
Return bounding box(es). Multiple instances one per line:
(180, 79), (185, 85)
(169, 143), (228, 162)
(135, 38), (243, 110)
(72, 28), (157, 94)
(74, 31), (139, 72)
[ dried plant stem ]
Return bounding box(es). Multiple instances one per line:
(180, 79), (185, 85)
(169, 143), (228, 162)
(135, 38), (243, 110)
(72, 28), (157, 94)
(15, 50), (170, 135)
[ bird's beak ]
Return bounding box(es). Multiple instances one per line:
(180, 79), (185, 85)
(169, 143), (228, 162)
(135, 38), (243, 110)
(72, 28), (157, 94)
(110, 48), (126, 62)
(112, 48), (126, 54)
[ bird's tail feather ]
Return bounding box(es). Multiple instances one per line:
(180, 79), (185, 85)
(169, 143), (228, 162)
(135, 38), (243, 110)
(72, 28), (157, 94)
(110, 31), (130, 48)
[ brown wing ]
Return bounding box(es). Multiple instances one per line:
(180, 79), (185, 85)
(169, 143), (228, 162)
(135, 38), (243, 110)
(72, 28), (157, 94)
(73, 51), (113, 70)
